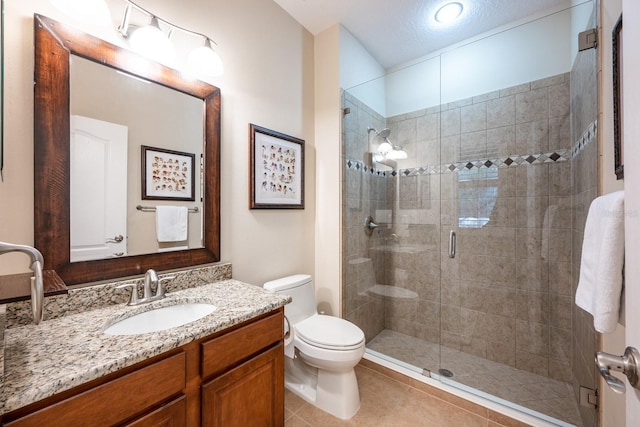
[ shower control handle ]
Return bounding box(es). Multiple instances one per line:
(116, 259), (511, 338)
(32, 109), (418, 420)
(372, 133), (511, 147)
(364, 216), (379, 230)
(364, 216), (380, 236)
(595, 346), (640, 394)
(448, 230), (456, 258)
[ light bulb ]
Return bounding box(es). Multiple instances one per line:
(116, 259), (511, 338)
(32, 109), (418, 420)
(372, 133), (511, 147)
(373, 153), (385, 163)
(388, 149), (408, 160)
(129, 17), (176, 65)
(378, 141), (393, 154)
(386, 150), (400, 160)
(435, 2), (463, 24)
(187, 40), (224, 77)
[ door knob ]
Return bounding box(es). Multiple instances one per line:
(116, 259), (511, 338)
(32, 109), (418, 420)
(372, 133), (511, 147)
(106, 234), (124, 243)
(595, 346), (640, 394)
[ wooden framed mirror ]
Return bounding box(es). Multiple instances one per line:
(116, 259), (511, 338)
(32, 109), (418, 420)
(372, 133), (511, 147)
(34, 14), (221, 286)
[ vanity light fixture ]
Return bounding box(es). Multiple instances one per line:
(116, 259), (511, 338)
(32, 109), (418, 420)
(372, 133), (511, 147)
(116, 0), (223, 76)
(377, 139), (393, 154)
(127, 15), (176, 65)
(435, 2), (464, 24)
(367, 127), (408, 165)
(187, 38), (224, 78)
(386, 146), (408, 160)
(375, 137), (407, 161)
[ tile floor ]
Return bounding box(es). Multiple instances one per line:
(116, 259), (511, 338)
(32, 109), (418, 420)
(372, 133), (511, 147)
(285, 363), (532, 426)
(367, 329), (582, 426)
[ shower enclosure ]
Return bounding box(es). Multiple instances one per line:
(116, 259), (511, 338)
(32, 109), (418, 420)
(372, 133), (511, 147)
(342, 2), (598, 426)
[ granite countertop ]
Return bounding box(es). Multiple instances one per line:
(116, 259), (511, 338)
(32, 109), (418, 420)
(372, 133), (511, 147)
(0, 278), (290, 415)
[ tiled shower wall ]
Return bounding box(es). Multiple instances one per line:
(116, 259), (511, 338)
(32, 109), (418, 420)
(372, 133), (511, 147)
(570, 10), (599, 427)
(343, 72), (576, 383)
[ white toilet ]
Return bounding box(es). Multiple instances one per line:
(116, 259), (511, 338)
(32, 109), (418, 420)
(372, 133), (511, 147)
(263, 274), (365, 420)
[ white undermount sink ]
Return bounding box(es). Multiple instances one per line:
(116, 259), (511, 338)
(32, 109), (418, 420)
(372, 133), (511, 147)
(104, 303), (217, 335)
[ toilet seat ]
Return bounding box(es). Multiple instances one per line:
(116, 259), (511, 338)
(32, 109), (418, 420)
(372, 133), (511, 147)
(295, 315), (365, 351)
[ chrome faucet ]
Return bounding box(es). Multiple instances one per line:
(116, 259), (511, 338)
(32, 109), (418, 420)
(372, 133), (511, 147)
(117, 269), (174, 305)
(143, 269), (159, 301)
(0, 242), (45, 324)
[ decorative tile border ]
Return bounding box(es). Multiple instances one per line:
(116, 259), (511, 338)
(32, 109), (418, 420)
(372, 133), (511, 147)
(345, 148), (571, 178)
(345, 159), (392, 177)
(572, 119), (597, 158)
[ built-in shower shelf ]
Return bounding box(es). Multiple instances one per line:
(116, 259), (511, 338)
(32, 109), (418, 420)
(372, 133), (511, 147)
(363, 284), (418, 299)
(348, 258), (371, 265)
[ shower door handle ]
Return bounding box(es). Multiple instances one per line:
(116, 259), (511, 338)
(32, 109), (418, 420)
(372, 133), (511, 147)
(595, 346), (640, 394)
(448, 230), (456, 258)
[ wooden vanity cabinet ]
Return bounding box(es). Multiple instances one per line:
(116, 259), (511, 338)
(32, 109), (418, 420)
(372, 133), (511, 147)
(1, 308), (284, 427)
(200, 311), (284, 427)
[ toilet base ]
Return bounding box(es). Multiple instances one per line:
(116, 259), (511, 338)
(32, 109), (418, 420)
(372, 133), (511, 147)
(285, 355), (361, 420)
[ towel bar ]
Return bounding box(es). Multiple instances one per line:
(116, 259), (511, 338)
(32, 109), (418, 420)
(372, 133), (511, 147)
(136, 205), (199, 213)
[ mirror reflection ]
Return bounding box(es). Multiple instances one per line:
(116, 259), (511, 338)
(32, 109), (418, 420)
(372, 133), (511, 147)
(34, 13), (221, 286)
(69, 55), (204, 261)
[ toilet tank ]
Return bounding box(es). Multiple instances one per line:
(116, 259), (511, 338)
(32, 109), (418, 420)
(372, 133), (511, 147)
(264, 274), (317, 325)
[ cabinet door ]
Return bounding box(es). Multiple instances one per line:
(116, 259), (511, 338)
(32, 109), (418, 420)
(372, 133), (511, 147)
(202, 344), (284, 427)
(125, 396), (186, 427)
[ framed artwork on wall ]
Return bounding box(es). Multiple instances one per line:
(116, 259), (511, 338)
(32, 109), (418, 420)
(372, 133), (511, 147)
(612, 14), (624, 180)
(249, 124), (305, 209)
(142, 145), (196, 201)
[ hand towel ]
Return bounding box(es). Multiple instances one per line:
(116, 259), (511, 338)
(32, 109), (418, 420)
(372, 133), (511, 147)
(155, 206), (188, 242)
(575, 191), (625, 333)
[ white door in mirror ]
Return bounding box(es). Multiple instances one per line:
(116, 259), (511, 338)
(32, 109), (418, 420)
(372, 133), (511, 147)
(70, 115), (128, 262)
(104, 303), (216, 335)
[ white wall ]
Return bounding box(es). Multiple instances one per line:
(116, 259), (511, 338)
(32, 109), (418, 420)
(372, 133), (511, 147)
(0, 0), (315, 288)
(385, 57), (441, 118)
(314, 25), (342, 315)
(339, 26), (386, 117)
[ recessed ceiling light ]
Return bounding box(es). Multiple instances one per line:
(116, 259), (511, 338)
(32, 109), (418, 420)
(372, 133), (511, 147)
(435, 2), (463, 24)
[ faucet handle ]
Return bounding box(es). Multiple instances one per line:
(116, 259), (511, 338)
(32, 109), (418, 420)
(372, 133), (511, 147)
(156, 276), (176, 298)
(116, 283), (140, 305)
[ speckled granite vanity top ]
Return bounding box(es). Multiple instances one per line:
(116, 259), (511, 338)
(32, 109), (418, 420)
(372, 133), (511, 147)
(0, 264), (289, 415)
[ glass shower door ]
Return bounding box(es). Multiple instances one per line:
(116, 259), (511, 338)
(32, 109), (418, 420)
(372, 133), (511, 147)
(342, 54), (443, 377)
(436, 3), (594, 426)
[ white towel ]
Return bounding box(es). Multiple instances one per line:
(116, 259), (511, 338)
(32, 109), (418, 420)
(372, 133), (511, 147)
(155, 206), (188, 242)
(575, 191), (625, 333)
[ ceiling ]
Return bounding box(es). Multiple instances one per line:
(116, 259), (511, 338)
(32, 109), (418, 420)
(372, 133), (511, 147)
(273, 0), (574, 69)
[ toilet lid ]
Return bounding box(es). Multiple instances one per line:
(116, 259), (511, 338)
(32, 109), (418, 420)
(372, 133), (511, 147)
(295, 315), (365, 350)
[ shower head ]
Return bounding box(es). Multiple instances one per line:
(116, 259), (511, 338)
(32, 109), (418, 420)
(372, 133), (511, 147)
(368, 127), (391, 139)
(377, 128), (391, 138)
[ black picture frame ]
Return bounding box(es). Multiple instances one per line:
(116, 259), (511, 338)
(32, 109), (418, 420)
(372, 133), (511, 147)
(249, 124), (305, 209)
(612, 14), (624, 180)
(142, 145), (196, 201)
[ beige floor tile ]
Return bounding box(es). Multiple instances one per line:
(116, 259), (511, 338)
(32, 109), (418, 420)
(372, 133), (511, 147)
(285, 414), (313, 427)
(285, 388), (308, 414)
(287, 364), (482, 426)
(367, 329), (581, 426)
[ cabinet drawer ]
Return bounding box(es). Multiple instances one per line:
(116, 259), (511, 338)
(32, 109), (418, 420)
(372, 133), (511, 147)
(126, 395), (186, 427)
(201, 311), (282, 378)
(6, 352), (186, 427)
